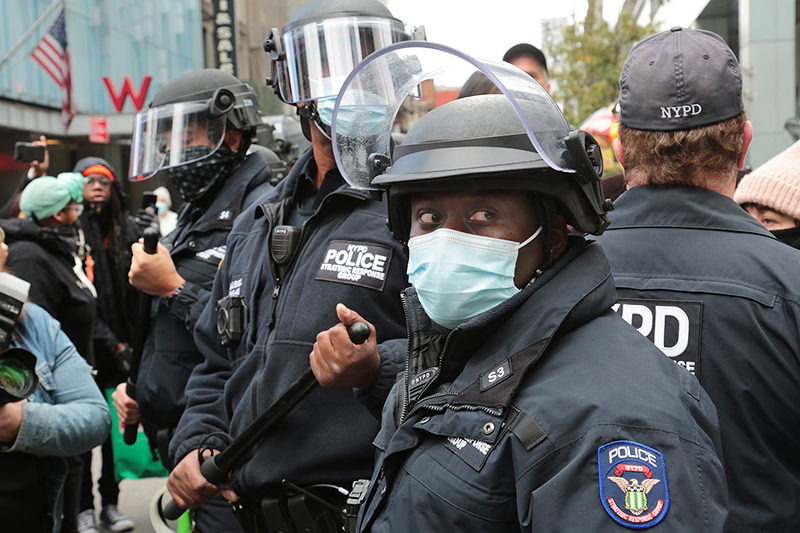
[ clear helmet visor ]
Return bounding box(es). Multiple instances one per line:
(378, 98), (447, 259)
(277, 16), (412, 104)
(129, 101), (227, 181)
(331, 42), (573, 189)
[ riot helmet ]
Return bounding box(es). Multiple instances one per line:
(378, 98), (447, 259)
(263, 0), (421, 139)
(330, 42), (611, 243)
(129, 69), (262, 202)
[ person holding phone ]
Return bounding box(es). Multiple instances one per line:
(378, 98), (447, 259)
(1, 135), (50, 219)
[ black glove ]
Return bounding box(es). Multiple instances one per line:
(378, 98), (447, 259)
(135, 206), (160, 236)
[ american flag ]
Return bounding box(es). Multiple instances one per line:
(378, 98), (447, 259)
(30, 8), (75, 129)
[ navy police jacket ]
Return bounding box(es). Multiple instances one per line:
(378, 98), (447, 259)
(136, 153), (272, 452)
(171, 149), (409, 495)
(358, 239), (728, 532)
(596, 186), (800, 533)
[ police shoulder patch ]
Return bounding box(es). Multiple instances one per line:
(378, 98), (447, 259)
(315, 240), (392, 291)
(598, 440), (669, 529)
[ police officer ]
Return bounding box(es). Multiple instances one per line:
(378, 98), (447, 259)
(312, 43), (728, 531)
(111, 68), (272, 532)
(595, 28), (800, 532)
(166, 1), (417, 531)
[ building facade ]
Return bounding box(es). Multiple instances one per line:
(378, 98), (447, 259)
(0, 0), (207, 201)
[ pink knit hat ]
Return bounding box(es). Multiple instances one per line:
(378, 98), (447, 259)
(735, 140), (800, 221)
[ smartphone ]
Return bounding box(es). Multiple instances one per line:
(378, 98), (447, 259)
(13, 142), (45, 163)
(140, 191), (157, 210)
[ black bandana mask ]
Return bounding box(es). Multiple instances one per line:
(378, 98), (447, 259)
(167, 145), (241, 203)
(771, 225), (800, 250)
(86, 200), (111, 217)
(41, 222), (89, 259)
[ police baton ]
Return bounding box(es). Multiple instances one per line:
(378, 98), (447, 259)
(124, 226), (161, 445)
(161, 321), (371, 520)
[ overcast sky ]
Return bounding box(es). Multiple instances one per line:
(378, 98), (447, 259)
(387, 0), (609, 64)
(385, 0), (701, 64)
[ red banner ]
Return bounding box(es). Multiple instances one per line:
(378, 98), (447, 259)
(614, 463), (653, 479)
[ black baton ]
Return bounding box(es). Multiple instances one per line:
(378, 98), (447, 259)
(162, 321), (371, 520)
(124, 226), (160, 445)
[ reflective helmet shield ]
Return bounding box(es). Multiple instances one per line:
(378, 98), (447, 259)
(331, 41), (573, 191)
(130, 70), (261, 181)
(330, 42), (609, 236)
(129, 101), (228, 181)
(275, 16), (412, 104)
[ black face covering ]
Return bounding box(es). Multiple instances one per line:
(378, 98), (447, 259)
(41, 222), (88, 259)
(42, 222), (80, 242)
(167, 145), (241, 203)
(86, 200), (111, 217)
(771, 225), (800, 250)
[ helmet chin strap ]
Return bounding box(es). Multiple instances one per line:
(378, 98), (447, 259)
(297, 102), (331, 142)
(529, 195), (557, 281)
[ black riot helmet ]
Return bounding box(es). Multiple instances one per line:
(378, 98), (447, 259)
(331, 42), (611, 243)
(263, 0), (421, 139)
(129, 69), (262, 188)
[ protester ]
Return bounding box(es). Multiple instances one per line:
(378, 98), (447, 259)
(154, 186), (178, 237)
(1, 172), (98, 533)
(0, 295), (111, 533)
(111, 68), (272, 532)
(596, 27), (800, 531)
(503, 43), (550, 92)
(457, 71), (500, 99)
(2, 173), (95, 365)
(73, 157), (138, 533)
(164, 1), (414, 530)
(735, 139), (800, 249)
(312, 45), (728, 531)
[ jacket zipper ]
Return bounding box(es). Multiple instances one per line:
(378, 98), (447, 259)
(265, 190), (364, 328)
(400, 303), (508, 423)
(398, 292), (413, 425)
(251, 189), (367, 421)
(408, 398), (503, 418)
(399, 309), (455, 425)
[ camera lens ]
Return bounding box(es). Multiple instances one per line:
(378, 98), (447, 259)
(217, 308), (230, 335)
(0, 358), (31, 396)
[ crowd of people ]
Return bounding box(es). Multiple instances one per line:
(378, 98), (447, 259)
(1, 1), (799, 532)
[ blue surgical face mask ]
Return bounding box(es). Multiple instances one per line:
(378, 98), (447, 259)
(407, 226), (543, 329)
(315, 98), (388, 138)
(156, 201), (167, 215)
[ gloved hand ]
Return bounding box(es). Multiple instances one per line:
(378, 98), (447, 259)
(135, 206), (160, 236)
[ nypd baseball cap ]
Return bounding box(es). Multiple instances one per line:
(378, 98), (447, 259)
(618, 27), (743, 131)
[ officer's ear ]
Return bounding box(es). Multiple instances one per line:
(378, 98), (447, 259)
(613, 137), (625, 168)
(551, 214), (568, 261)
(224, 129), (243, 151)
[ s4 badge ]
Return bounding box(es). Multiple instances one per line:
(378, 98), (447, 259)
(598, 441), (669, 528)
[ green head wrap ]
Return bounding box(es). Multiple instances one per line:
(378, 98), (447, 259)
(20, 172), (84, 221)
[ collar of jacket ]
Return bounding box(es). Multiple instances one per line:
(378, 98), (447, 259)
(254, 147), (371, 221)
(608, 185), (776, 238)
(0, 217), (75, 258)
(174, 152), (270, 238)
(400, 238), (617, 416)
